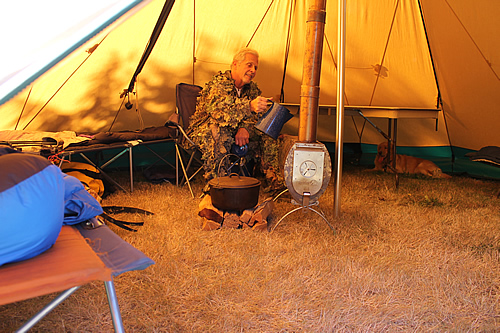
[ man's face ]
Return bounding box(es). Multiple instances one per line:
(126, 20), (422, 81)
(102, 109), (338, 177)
(232, 53), (259, 89)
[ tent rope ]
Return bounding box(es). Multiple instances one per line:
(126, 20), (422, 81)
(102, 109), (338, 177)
(417, 0), (455, 170)
(108, 92), (128, 132)
(246, 0), (275, 47)
(279, 0), (296, 103)
(246, 0), (297, 102)
(368, 0), (400, 106)
(438, 98), (456, 171)
(325, 30), (363, 140)
(350, 116), (367, 144)
(324, 34), (350, 106)
(443, 0), (499, 81)
(15, 86), (32, 130)
(134, 77), (144, 131)
(22, 39), (106, 130)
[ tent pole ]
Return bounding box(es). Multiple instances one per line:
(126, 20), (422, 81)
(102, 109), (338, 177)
(417, 0), (455, 170)
(298, 0), (326, 143)
(126, 0), (176, 93)
(192, 0), (196, 84)
(333, 0), (346, 218)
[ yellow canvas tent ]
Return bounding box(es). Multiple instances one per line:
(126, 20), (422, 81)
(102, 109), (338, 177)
(1, 0), (499, 171)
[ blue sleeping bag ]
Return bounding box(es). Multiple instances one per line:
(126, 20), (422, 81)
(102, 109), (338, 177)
(0, 147), (65, 266)
(0, 147), (105, 266)
(62, 173), (103, 225)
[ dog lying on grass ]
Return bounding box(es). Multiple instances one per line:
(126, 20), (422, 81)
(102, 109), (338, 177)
(368, 141), (451, 178)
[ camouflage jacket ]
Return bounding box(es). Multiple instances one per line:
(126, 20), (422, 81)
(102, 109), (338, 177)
(187, 70), (261, 150)
(186, 70), (282, 187)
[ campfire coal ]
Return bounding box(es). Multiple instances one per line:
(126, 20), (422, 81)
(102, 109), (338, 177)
(198, 195), (274, 231)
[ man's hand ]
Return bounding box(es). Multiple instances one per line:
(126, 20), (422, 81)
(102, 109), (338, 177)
(235, 127), (250, 146)
(250, 96), (272, 113)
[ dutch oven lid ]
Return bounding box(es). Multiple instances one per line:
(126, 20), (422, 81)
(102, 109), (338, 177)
(208, 173), (261, 189)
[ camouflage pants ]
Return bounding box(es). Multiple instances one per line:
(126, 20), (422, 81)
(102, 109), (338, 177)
(200, 128), (284, 191)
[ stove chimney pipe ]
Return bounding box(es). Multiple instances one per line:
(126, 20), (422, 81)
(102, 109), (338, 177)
(298, 0), (327, 143)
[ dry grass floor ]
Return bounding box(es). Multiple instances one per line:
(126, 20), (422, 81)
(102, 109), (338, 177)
(1, 164), (499, 332)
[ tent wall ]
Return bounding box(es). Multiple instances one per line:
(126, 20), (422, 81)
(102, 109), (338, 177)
(420, 0), (500, 151)
(0, 0), (498, 151)
(0, 0), (152, 106)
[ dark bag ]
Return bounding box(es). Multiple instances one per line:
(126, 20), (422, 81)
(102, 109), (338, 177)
(60, 161), (116, 199)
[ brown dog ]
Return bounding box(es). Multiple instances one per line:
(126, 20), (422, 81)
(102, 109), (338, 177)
(369, 141), (451, 178)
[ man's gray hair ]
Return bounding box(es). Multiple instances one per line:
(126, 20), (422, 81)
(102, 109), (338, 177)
(232, 48), (259, 68)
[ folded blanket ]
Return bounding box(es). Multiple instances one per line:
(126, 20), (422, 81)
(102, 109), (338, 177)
(0, 130), (90, 152)
(68, 126), (173, 147)
(465, 146), (500, 166)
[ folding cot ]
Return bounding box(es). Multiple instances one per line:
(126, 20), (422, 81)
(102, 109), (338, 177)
(0, 127), (178, 193)
(0, 222), (154, 332)
(58, 137), (176, 193)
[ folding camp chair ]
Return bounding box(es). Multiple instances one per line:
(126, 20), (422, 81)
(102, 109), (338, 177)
(167, 83), (252, 197)
(165, 83), (204, 198)
(0, 223), (154, 332)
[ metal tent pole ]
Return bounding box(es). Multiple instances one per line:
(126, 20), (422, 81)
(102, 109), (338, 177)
(333, 0), (346, 218)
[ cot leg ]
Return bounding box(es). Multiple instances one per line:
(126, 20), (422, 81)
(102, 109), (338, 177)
(175, 143), (195, 198)
(129, 146), (134, 192)
(104, 280), (125, 333)
(79, 152), (128, 193)
(16, 286), (80, 333)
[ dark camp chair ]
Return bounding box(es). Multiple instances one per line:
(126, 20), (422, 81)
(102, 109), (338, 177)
(168, 83), (251, 197)
(166, 83), (204, 198)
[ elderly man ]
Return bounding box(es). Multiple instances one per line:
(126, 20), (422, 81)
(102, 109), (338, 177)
(187, 47), (283, 192)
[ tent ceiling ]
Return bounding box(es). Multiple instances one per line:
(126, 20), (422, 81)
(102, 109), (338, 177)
(0, 0), (151, 106)
(0, 0), (498, 150)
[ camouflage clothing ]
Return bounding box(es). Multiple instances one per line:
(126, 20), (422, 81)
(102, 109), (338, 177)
(187, 70), (282, 189)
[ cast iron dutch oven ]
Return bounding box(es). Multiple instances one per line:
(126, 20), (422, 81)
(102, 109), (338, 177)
(208, 173), (261, 211)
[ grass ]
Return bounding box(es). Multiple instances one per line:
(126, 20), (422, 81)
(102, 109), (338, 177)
(1, 164), (499, 332)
